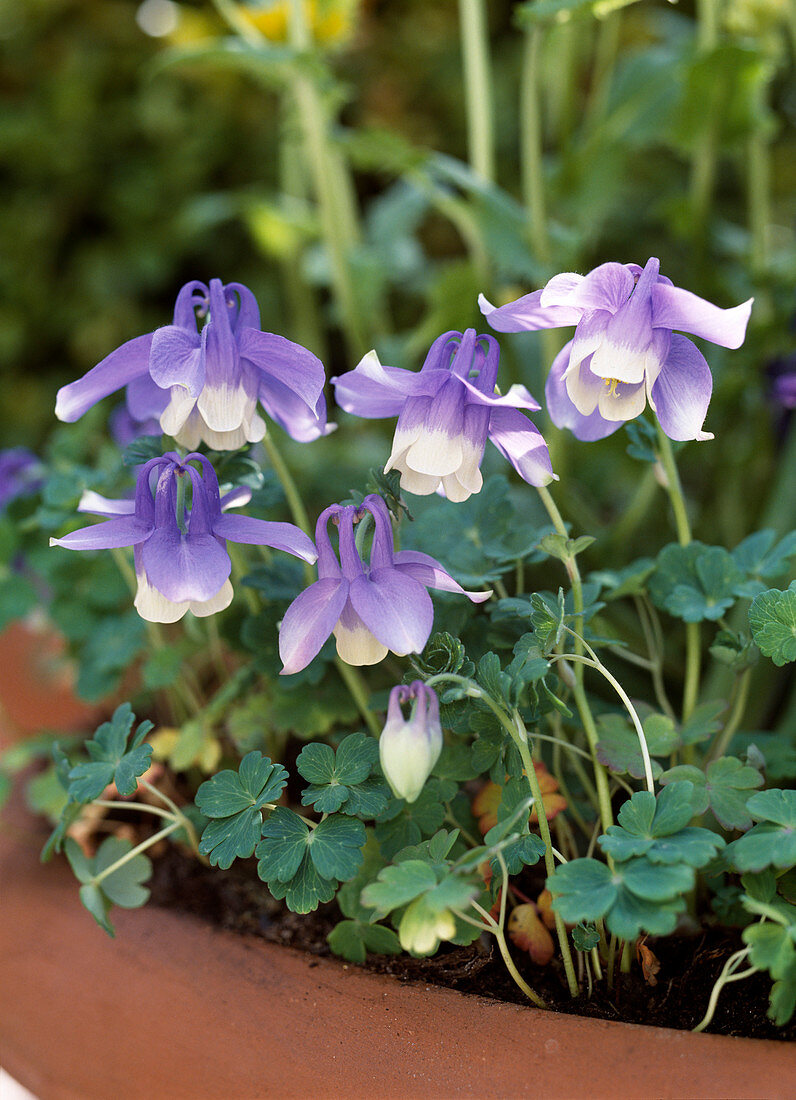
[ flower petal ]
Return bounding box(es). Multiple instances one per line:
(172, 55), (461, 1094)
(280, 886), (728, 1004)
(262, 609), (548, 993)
(564, 358), (605, 415)
(238, 328), (326, 411)
(479, 291), (582, 332)
(651, 284), (753, 349)
(546, 263), (634, 313)
(458, 377), (541, 411)
(140, 528), (231, 603)
(279, 577), (349, 675)
(55, 334), (153, 422)
(149, 326), (205, 396)
(333, 350), (448, 419)
(404, 380), (464, 477)
(188, 579), (234, 618)
(392, 550), (492, 602)
(333, 601), (388, 666)
(258, 375), (332, 442)
(545, 342), (622, 442)
(212, 515), (317, 562)
(134, 569), (190, 623)
(597, 378), (647, 422)
(650, 335), (714, 441)
(126, 372), (170, 422)
(487, 406), (556, 487)
(349, 569), (434, 656)
(77, 490), (135, 517)
(49, 515), (152, 551)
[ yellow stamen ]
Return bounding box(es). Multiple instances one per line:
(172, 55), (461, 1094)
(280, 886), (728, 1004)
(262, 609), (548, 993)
(604, 378), (621, 398)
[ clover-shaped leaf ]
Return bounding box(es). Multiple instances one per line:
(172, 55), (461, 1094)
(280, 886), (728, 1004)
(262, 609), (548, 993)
(65, 835), (152, 937)
(327, 920), (402, 963)
(297, 733), (387, 816)
(749, 583), (796, 667)
(256, 808), (365, 912)
(660, 756), (763, 831)
(549, 856), (692, 940)
(598, 782), (724, 867)
(724, 789), (796, 872)
(361, 859), (438, 915)
(67, 703), (153, 803)
(732, 529), (796, 587)
(196, 751), (289, 869)
(649, 542), (743, 622)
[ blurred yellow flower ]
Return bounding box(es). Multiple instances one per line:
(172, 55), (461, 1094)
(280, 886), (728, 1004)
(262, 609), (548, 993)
(237, 0), (361, 47)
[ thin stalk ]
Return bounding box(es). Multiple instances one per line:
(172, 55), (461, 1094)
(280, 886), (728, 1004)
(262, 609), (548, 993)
(469, 900), (547, 1008)
(692, 946), (755, 1033)
(536, 485), (614, 833)
(706, 668), (752, 763)
(634, 596), (676, 722)
(335, 657), (381, 739)
(583, 12), (621, 129)
(458, 0), (495, 182)
(555, 649), (655, 795)
(608, 467), (657, 550)
(513, 714), (579, 997)
(748, 127), (771, 274)
(520, 27), (551, 264)
(139, 778), (201, 856)
(91, 821), (181, 888)
(93, 800), (173, 823)
(655, 427), (700, 725)
(261, 430), (312, 537)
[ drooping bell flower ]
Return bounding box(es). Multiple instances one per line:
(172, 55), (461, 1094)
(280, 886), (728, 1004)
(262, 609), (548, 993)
(50, 452), (317, 622)
(480, 258), (753, 442)
(278, 493), (490, 673)
(55, 280), (332, 449)
(379, 681), (442, 803)
(332, 329), (554, 502)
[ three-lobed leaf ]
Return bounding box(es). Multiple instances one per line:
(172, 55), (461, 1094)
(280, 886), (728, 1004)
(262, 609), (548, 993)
(67, 703), (153, 803)
(660, 756), (763, 831)
(749, 583), (796, 667)
(196, 751), (289, 869)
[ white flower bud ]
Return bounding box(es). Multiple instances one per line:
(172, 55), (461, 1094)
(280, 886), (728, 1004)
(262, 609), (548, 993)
(379, 681), (442, 804)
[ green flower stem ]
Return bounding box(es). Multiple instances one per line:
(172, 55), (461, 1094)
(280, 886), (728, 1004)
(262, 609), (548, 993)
(556, 642), (655, 795)
(655, 427), (701, 725)
(535, 485), (614, 835)
(693, 946), (755, 1033)
(89, 820), (181, 889)
(109, 548), (202, 718)
(468, 899), (547, 1009)
(748, 126), (771, 274)
(706, 667), (752, 764)
(634, 596), (677, 722)
(140, 778), (201, 852)
(93, 800), (173, 823)
(511, 715), (579, 998)
(335, 657), (382, 739)
(261, 429), (312, 537)
(689, 0), (719, 245)
(520, 27), (551, 264)
(458, 0), (495, 182)
(584, 11), (621, 129)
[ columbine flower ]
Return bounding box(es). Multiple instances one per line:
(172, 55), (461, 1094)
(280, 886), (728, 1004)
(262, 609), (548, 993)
(773, 369), (796, 409)
(55, 279), (332, 449)
(278, 493), (490, 673)
(480, 258), (753, 442)
(50, 452), (316, 622)
(379, 681), (442, 803)
(332, 329), (554, 502)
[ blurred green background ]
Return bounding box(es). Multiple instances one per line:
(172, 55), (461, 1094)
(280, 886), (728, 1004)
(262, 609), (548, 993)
(1, 0), (795, 548)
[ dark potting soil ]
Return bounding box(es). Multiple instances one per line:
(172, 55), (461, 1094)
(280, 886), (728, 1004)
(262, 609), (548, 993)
(149, 846), (795, 1042)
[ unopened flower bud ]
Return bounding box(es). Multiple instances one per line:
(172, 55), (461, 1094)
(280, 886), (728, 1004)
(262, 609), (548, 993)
(379, 681), (442, 803)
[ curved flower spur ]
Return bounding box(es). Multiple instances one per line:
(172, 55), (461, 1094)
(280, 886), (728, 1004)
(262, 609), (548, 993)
(480, 257), (753, 442)
(278, 493), (491, 674)
(332, 328), (555, 501)
(50, 452), (317, 622)
(55, 279), (333, 449)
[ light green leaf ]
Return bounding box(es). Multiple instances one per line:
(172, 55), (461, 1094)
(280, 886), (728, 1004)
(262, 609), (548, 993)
(749, 584), (796, 666)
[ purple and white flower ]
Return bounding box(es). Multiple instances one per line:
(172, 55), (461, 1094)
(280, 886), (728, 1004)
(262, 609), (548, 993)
(56, 279), (332, 450)
(50, 452), (316, 623)
(379, 681), (442, 803)
(278, 493), (491, 674)
(332, 329), (555, 502)
(480, 258), (753, 442)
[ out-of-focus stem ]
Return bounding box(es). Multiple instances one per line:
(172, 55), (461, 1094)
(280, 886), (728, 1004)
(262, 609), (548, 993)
(520, 28), (551, 265)
(458, 0), (495, 182)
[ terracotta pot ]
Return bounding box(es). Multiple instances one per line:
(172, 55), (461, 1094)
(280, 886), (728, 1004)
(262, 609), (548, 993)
(1, 809), (794, 1100)
(0, 619), (99, 752)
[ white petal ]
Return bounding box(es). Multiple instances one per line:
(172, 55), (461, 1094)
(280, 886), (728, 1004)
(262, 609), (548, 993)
(385, 423), (422, 474)
(197, 382), (253, 433)
(598, 380), (647, 422)
(589, 338), (647, 385)
(334, 619), (388, 666)
(405, 429), (463, 477)
(134, 571), (189, 623)
(391, 459), (441, 496)
(564, 362), (603, 416)
(189, 579), (234, 617)
(160, 387), (197, 437)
